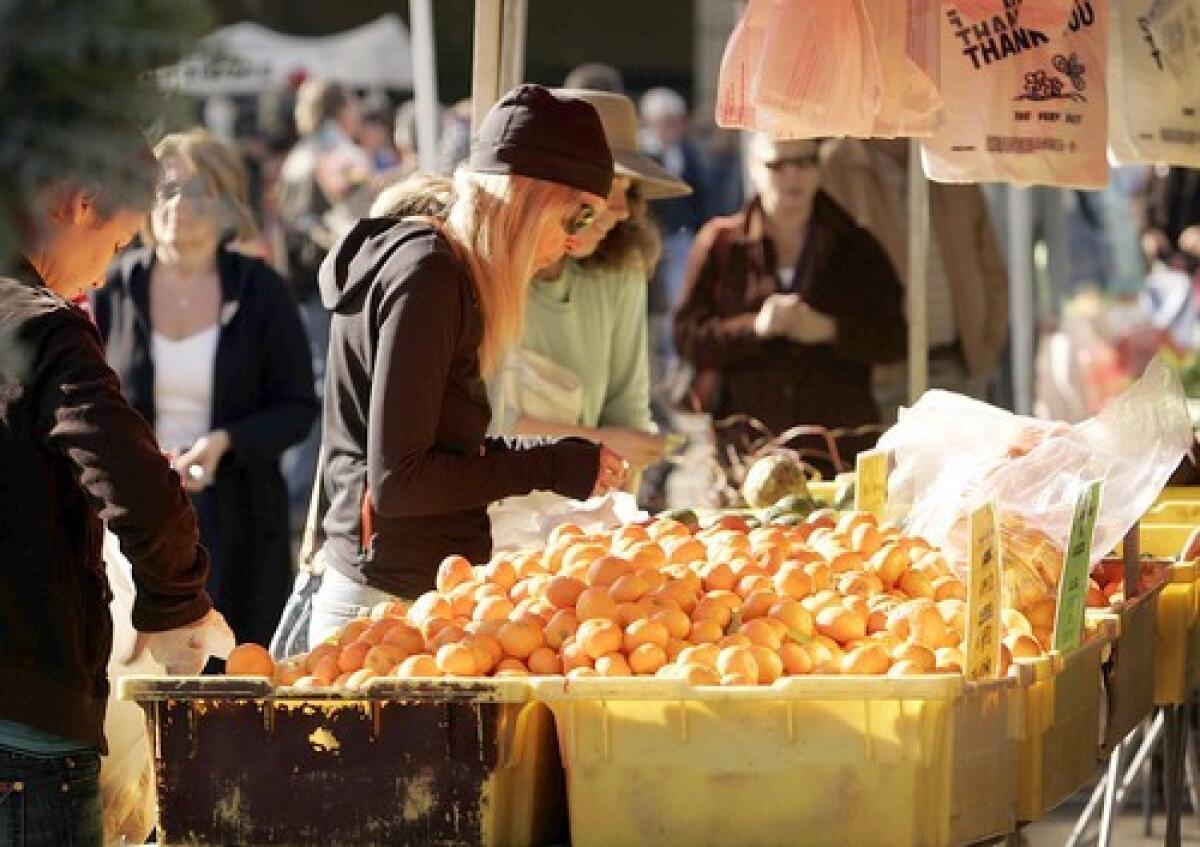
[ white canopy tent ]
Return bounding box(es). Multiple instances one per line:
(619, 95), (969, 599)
(158, 13), (414, 95)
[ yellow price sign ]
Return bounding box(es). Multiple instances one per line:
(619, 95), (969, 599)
(855, 450), (889, 517)
(965, 503), (1002, 681)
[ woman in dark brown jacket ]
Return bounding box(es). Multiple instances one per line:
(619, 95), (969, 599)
(674, 134), (907, 478)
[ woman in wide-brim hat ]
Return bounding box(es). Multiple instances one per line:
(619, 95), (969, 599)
(303, 84), (630, 646)
(495, 89), (691, 477)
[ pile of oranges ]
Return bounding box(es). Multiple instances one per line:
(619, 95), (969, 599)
(227, 509), (1053, 688)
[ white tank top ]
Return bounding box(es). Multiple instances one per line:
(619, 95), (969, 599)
(152, 325), (219, 455)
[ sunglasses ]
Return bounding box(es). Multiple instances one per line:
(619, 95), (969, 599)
(154, 179), (217, 206)
(563, 203), (598, 236)
(764, 154), (821, 171)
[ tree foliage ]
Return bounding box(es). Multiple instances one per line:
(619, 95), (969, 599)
(0, 0), (209, 265)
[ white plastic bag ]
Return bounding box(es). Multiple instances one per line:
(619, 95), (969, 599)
(1109, 0), (1200, 167)
(101, 531), (162, 846)
(489, 491), (647, 552)
(880, 358), (1192, 609)
(922, 0), (1109, 187)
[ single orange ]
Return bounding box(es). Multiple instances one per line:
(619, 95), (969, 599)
(485, 558), (518, 591)
(778, 642), (813, 675)
(576, 618), (623, 659)
(494, 657), (530, 676)
(436, 555), (474, 594)
(816, 605), (866, 645)
(497, 620), (544, 660)
(527, 646), (562, 675)
(676, 663), (722, 685)
(623, 618), (670, 652)
(629, 643), (668, 675)
(687, 618), (724, 645)
(738, 618), (783, 650)
(337, 641), (372, 674)
(395, 653), (440, 677)
(544, 609), (580, 649)
(408, 592), (452, 625)
(594, 652), (633, 677)
(436, 643), (477, 676)
(715, 646), (759, 682)
(575, 587), (618, 622)
(226, 643), (275, 678)
(545, 575), (587, 609)
(652, 607), (692, 640)
(473, 595), (516, 623)
(749, 645), (783, 684)
(608, 572), (651, 604)
(362, 645), (407, 675)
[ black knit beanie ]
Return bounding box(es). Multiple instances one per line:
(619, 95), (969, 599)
(469, 84), (614, 198)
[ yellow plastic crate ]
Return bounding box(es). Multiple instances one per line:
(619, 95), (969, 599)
(1144, 500), (1200, 525)
(1015, 621), (1115, 822)
(1154, 562), (1198, 705)
(1130, 523), (1195, 558)
(120, 676), (565, 846)
(1155, 485), (1200, 505)
(533, 675), (1020, 847)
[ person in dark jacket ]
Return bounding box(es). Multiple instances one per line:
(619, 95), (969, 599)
(304, 85), (628, 644)
(0, 125), (232, 846)
(93, 129), (317, 648)
(674, 134), (907, 480)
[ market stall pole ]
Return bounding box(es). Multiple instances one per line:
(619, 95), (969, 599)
(470, 0), (527, 136)
(907, 138), (929, 404)
(1007, 189), (1036, 416)
(408, 0), (441, 172)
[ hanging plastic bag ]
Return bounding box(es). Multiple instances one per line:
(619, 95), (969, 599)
(753, 0), (883, 138)
(880, 358), (1192, 614)
(922, 0), (1109, 188)
(101, 530), (162, 846)
(860, 0), (943, 137)
(715, 0), (944, 139)
(714, 0), (771, 131)
(1109, 0), (1200, 167)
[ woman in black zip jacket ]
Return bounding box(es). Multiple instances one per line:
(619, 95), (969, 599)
(304, 85), (629, 644)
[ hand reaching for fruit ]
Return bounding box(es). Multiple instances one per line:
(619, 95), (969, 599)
(132, 609), (235, 675)
(597, 427), (669, 471)
(592, 446), (629, 497)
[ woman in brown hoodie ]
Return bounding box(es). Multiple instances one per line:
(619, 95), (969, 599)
(304, 86), (628, 645)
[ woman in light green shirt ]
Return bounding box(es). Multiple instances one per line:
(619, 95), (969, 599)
(499, 89), (694, 476)
(367, 91), (692, 478)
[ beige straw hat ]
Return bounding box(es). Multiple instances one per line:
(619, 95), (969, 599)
(556, 88), (693, 200)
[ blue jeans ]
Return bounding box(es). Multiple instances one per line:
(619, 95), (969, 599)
(0, 747), (101, 847)
(309, 563), (403, 646)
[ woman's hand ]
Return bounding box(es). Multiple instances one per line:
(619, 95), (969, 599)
(598, 427), (669, 470)
(591, 446), (630, 497)
(174, 430), (231, 492)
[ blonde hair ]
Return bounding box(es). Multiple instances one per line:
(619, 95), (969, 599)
(369, 172), (454, 219)
(147, 128), (258, 245)
(294, 80), (349, 137)
(441, 170), (584, 377)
